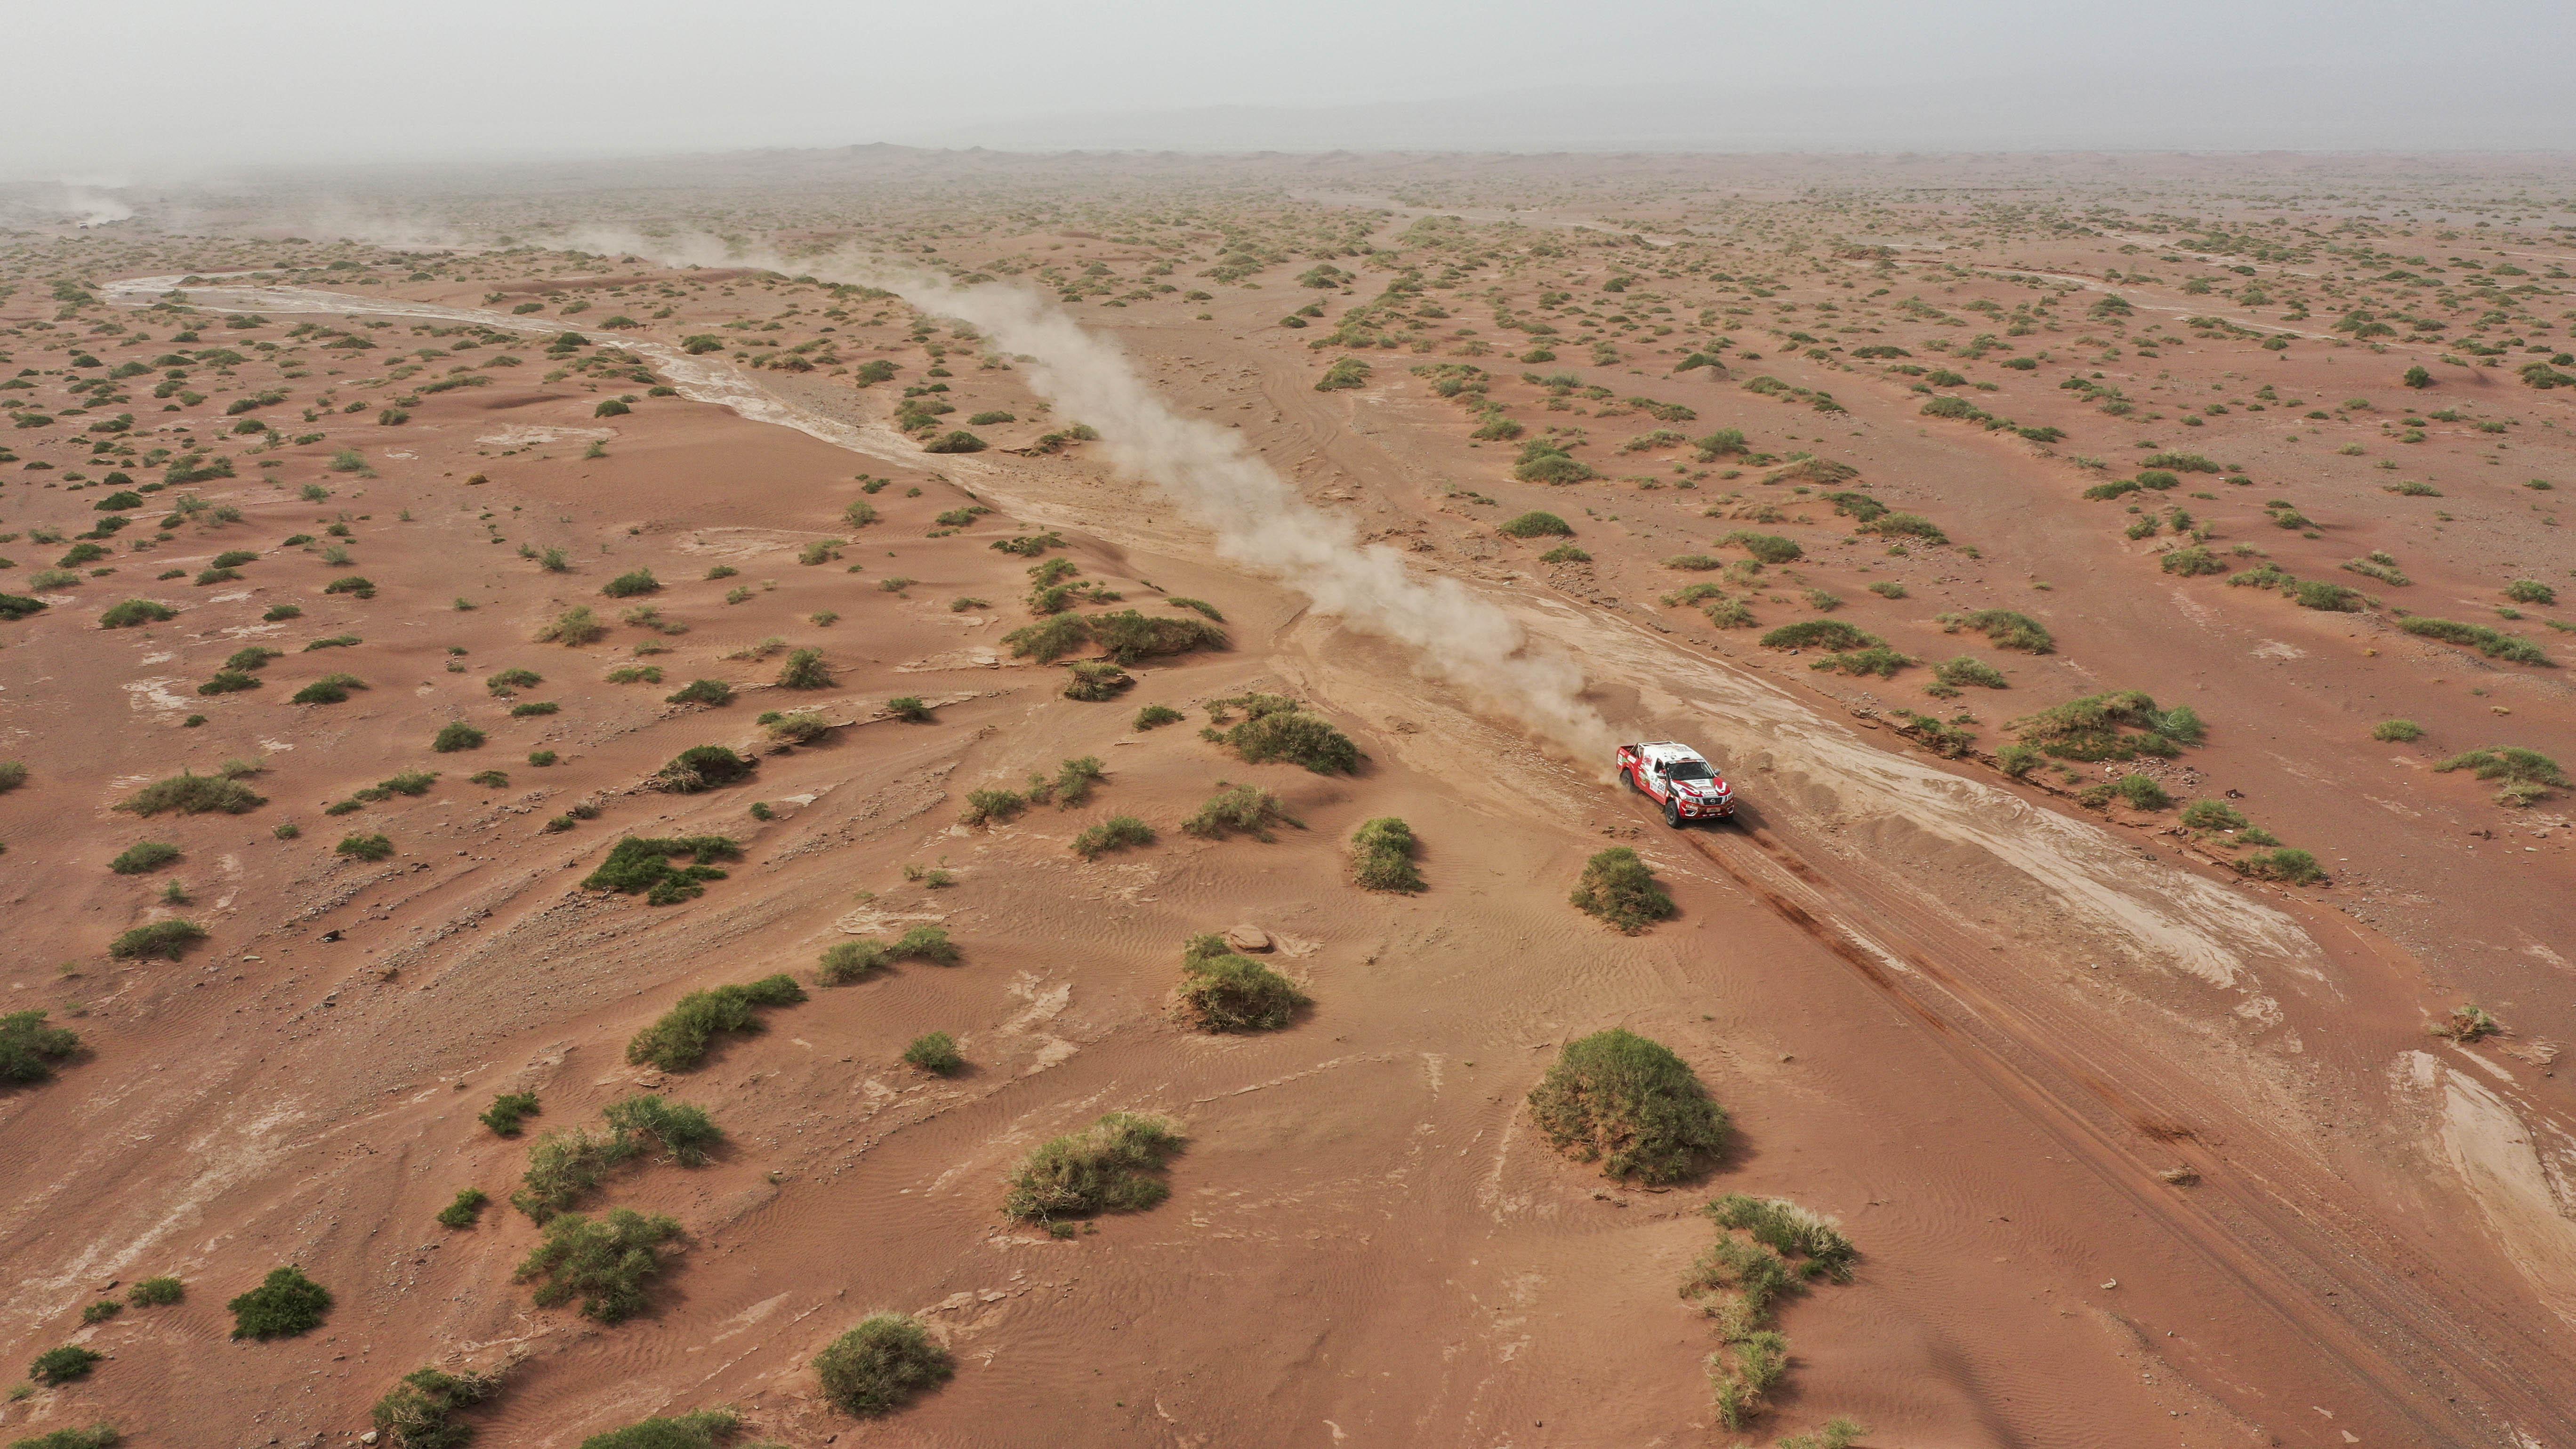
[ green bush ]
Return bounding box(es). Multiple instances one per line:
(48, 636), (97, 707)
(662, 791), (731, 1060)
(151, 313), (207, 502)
(813, 1315), (955, 1418)
(1540, 543), (1591, 564)
(1071, 815), (1155, 860)
(923, 430), (986, 454)
(1759, 620), (1875, 652)
(514, 1208), (684, 1323)
(481, 1092), (540, 1135)
(1003, 614), (1092, 663)
(2398, 616), (2550, 666)
(7, 1426), (122, 1449)
(1570, 847), (1674, 933)
(337, 833), (394, 862)
(427, 722), (484, 753)
(1940, 608), (2053, 653)
(1, 1010), (81, 1084)
(0, 594), (46, 622)
(109, 919), (207, 960)
(1722, 531), (1802, 564)
(902, 1031), (965, 1075)
(323, 576), (376, 600)
(581, 836), (741, 905)
(1810, 646), (1909, 678)
(98, 598), (178, 628)
(1932, 655), (2008, 689)
(1183, 783), (1302, 841)
(1351, 816), (1425, 892)
(2008, 691), (2202, 762)
(1497, 511), (1573, 539)
(1089, 610), (1228, 665)
(2112, 775), (2170, 810)
(664, 678), (732, 706)
(2180, 799), (2250, 832)
(657, 745), (755, 793)
(2235, 848), (2324, 885)
(576, 1409), (743, 1449)
(2371, 719), (2424, 743)
(776, 647), (832, 689)
(1315, 358), (1372, 391)
(436, 1189), (490, 1230)
(291, 673), (367, 705)
(108, 841), (181, 875)
(600, 569), (659, 599)
(539, 606), (608, 646)
(127, 1277), (183, 1307)
(30, 1345), (102, 1386)
(1063, 660), (1132, 701)
(603, 1095), (724, 1165)
(1528, 1028), (1726, 1184)
(1207, 695), (1360, 773)
(2504, 578), (2557, 606)
(0, 761), (25, 794)
(227, 1265), (332, 1339)
(371, 1365), (504, 1449)
(1176, 934), (1305, 1032)
(1003, 1112), (1184, 1220)
(2161, 546), (2227, 577)
(626, 975), (807, 1071)
(2435, 746), (2568, 805)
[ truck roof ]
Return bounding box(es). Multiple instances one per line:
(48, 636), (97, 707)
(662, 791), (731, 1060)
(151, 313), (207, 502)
(1634, 741), (1710, 763)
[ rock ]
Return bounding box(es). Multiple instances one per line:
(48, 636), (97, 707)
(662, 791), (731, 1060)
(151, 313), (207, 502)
(361, 1433), (380, 1446)
(1222, 925), (1272, 952)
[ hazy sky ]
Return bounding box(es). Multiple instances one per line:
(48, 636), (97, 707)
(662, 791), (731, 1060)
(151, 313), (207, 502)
(8, 0), (2574, 177)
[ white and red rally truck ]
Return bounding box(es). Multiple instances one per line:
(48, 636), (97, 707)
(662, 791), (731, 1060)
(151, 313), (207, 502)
(1617, 741), (1735, 827)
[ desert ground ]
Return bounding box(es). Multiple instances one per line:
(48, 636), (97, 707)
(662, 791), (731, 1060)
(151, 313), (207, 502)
(0, 148), (2572, 1449)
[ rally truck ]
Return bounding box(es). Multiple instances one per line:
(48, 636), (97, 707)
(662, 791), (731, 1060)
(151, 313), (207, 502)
(1617, 741), (1735, 827)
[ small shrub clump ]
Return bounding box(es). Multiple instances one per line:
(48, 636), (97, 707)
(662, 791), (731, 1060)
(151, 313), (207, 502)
(481, 1092), (540, 1136)
(902, 1031), (966, 1075)
(1003, 1112), (1184, 1221)
(431, 723), (485, 753)
(656, 745), (756, 793)
(1530, 1028), (1727, 1184)
(577, 1409), (743, 1449)
(813, 1315), (955, 1418)
(30, 1345), (103, 1386)
(1570, 847), (1675, 933)
(2009, 691), (2203, 763)
(1071, 815), (1155, 860)
(370, 1365), (505, 1449)
(1204, 694), (1360, 773)
(1, 1010), (82, 1084)
(108, 841), (182, 875)
(2434, 746), (2568, 806)
(1497, 511), (1573, 539)
(626, 975), (807, 1072)
(127, 1277), (183, 1307)
(1350, 817), (1425, 892)
(1685, 1195), (1858, 1428)
(119, 772), (264, 816)
(817, 925), (958, 984)
(581, 836), (741, 905)
(2372, 719), (2425, 743)
(436, 1189), (491, 1230)
(1183, 783), (1302, 841)
(109, 919), (208, 961)
(227, 1265), (332, 1340)
(515, 1208), (684, 1324)
(1176, 934), (1306, 1032)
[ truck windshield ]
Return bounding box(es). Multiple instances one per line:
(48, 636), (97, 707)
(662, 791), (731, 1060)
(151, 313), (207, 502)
(1665, 761), (1715, 781)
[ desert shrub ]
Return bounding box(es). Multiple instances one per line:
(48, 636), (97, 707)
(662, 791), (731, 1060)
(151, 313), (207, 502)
(79, 1298), (120, 1326)
(600, 569), (659, 599)
(485, 667), (540, 695)
(1063, 660), (1133, 700)
(1043, 756), (1107, 806)
(228, 1265), (331, 1339)
(1940, 608), (2053, 653)
(884, 695), (933, 722)
(127, 1277), (183, 1307)
(479, 1091), (541, 1136)
(1810, 646), (1909, 678)
(323, 576), (377, 599)
(1003, 1112), (1184, 1220)
(1183, 783), (1302, 840)
(2434, 746), (2568, 806)
(902, 1031), (965, 1075)
(513, 1128), (636, 1221)
(581, 836), (741, 905)
(1071, 815), (1155, 860)
(1315, 358), (1372, 391)
(813, 1315), (955, 1418)
(961, 788), (1027, 827)
(435, 1190), (490, 1232)
(98, 598), (178, 628)
(1497, 511), (1573, 539)
(1722, 531), (1803, 564)
(292, 673), (367, 705)
(538, 606), (607, 646)
(658, 745), (755, 793)
(431, 722), (485, 753)
(0, 1011), (80, 1084)
(0, 761), (25, 793)
(109, 919), (207, 960)
(1208, 695), (1360, 773)
(515, 1208), (683, 1324)
(2111, 775), (2170, 810)
(2161, 546), (2226, 576)
(1513, 440), (1595, 484)
(2290, 579), (2365, 612)
(108, 841), (182, 875)
(1351, 817), (1425, 892)
(2180, 799), (2250, 832)
(198, 670), (262, 695)
(1570, 847), (1675, 933)
(1528, 1028), (1726, 1183)
(2398, 617), (2550, 665)
(2236, 848), (2325, 885)
(1135, 704), (1183, 730)
(1089, 610), (1228, 664)
(758, 709), (832, 744)
(2429, 1005), (2502, 1044)
(1933, 655), (2008, 689)
(1541, 543), (1591, 564)
(923, 430), (986, 454)
(2372, 719), (2424, 743)
(664, 678), (732, 706)
(1694, 428), (1750, 459)
(2009, 691), (2202, 762)
(1759, 620), (1875, 652)
(2504, 579), (2557, 606)
(30, 1346), (102, 1386)
(775, 647), (832, 689)
(370, 1365), (504, 1449)
(576, 1409), (744, 1449)
(0, 594), (44, 622)
(1175, 937), (1305, 1032)
(1003, 614), (1092, 662)
(627, 975), (807, 1071)
(337, 833), (394, 862)
(1864, 512), (1948, 544)
(1686, 1195), (1858, 1428)
(8, 1426), (121, 1449)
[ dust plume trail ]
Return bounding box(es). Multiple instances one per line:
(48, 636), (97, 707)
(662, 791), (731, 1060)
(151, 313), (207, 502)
(555, 230), (1617, 758)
